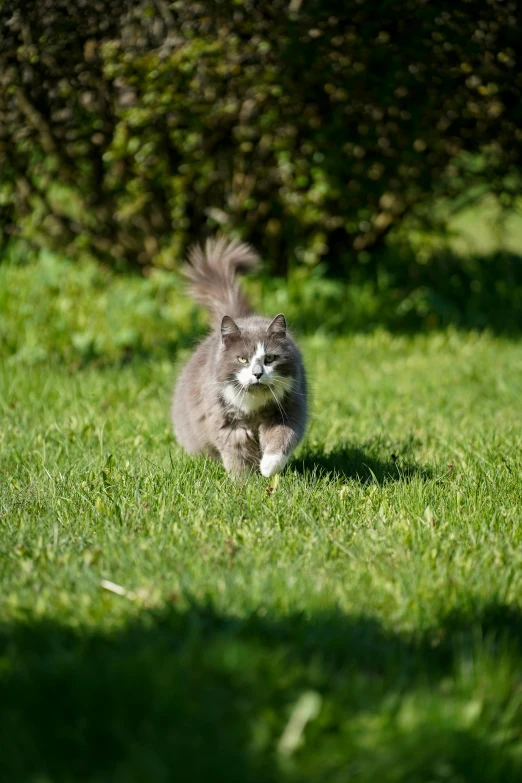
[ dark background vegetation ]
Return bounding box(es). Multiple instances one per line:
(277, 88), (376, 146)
(1, 0), (522, 331)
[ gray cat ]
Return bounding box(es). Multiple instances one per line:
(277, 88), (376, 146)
(172, 237), (307, 476)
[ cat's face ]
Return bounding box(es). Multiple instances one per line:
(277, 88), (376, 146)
(217, 314), (298, 410)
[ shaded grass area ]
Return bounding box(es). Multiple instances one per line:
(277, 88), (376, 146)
(2, 603), (522, 783)
(2, 320), (522, 780)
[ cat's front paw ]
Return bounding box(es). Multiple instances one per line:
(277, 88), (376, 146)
(260, 452), (288, 478)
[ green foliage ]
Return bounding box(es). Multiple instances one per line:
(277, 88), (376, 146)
(0, 250), (205, 366)
(1, 244), (520, 374)
(1, 0), (521, 273)
(2, 325), (522, 780)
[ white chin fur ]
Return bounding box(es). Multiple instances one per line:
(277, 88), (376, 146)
(222, 375), (293, 415)
(222, 383), (272, 414)
(260, 452), (288, 477)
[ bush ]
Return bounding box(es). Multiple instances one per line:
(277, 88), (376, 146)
(0, 250), (204, 366)
(1, 0), (521, 274)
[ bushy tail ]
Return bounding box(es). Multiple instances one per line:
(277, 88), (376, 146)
(183, 237), (260, 324)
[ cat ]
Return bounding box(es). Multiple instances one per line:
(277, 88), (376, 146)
(172, 237), (307, 476)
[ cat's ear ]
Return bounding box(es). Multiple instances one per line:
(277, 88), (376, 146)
(221, 315), (241, 343)
(266, 313), (286, 337)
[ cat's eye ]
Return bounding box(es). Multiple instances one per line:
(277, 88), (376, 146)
(264, 354), (276, 364)
(237, 356), (248, 364)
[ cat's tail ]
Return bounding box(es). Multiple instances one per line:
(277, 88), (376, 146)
(183, 237), (260, 324)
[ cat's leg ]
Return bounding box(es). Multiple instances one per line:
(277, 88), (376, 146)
(258, 421), (300, 478)
(220, 446), (251, 475)
(217, 427), (260, 475)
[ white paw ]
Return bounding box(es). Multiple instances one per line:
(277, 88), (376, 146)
(260, 452), (288, 478)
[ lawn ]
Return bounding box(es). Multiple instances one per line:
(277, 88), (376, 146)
(1, 257), (522, 782)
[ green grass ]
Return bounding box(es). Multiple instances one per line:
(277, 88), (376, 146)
(1, 258), (522, 782)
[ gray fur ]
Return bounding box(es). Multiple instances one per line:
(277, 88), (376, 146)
(183, 237), (259, 327)
(172, 238), (307, 476)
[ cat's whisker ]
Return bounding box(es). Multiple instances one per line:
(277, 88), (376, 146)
(269, 378), (306, 397)
(221, 383), (246, 415)
(268, 385), (289, 425)
(268, 380), (306, 407)
(224, 381), (254, 417)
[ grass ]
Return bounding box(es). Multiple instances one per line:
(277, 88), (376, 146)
(1, 256), (522, 782)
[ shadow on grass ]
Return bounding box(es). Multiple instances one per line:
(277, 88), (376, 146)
(293, 442), (432, 484)
(1, 601), (521, 782)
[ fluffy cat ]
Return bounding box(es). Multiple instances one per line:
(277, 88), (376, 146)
(172, 237), (307, 476)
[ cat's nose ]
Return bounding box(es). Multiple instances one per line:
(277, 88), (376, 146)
(253, 368), (263, 379)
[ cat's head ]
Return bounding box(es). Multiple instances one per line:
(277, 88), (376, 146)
(217, 313), (298, 401)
